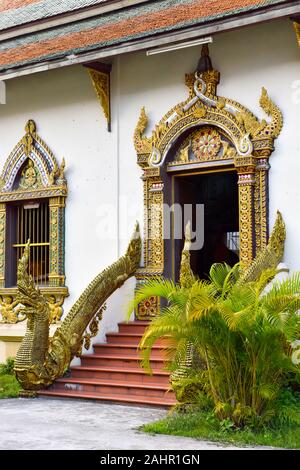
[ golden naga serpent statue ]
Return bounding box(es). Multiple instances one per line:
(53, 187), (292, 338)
(14, 223), (141, 392)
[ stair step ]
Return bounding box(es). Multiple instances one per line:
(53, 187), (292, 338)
(93, 343), (167, 358)
(44, 320), (176, 407)
(38, 389), (176, 407)
(70, 366), (170, 384)
(80, 354), (166, 369)
(105, 333), (144, 345)
(51, 377), (174, 398)
(105, 332), (170, 347)
(118, 321), (150, 334)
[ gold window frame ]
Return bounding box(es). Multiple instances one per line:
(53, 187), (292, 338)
(0, 120), (68, 323)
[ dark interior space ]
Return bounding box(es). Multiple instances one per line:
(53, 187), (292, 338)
(173, 170), (239, 281)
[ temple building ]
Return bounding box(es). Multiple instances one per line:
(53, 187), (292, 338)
(0, 0), (299, 405)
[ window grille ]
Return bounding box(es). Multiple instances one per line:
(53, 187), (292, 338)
(11, 201), (50, 286)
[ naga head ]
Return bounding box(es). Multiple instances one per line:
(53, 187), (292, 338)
(125, 222), (142, 274)
(16, 240), (48, 314)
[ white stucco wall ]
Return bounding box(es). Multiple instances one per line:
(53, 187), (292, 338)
(0, 17), (299, 350)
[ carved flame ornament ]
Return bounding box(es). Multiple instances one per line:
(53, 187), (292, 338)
(134, 46), (283, 318)
(88, 68), (111, 131)
(294, 21), (300, 47)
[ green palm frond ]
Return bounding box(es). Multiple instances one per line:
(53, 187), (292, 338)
(127, 213), (300, 428)
(263, 272), (300, 304)
(209, 263), (232, 294)
(126, 277), (178, 320)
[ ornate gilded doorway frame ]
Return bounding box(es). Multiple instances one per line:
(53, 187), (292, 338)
(134, 50), (282, 319)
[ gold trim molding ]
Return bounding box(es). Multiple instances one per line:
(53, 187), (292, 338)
(134, 52), (282, 318)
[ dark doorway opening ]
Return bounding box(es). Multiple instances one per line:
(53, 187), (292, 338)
(173, 170), (239, 281)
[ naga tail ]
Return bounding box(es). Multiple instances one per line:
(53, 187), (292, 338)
(14, 223), (141, 391)
(237, 211), (285, 286)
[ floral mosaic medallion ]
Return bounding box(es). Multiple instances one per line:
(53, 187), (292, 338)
(192, 127), (221, 160)
(138, 296), (158, 318)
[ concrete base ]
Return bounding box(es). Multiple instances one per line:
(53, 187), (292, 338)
(0, 322), (59, 363)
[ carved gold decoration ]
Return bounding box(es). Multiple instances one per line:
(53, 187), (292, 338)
(237, 211), (285, 286)
(19, 159), (41, 189)
(0, 295), (26, 323)
(46, 295), (64, 324)
(0, 203), (6, 288)
(259, 87), (283, 139)
(0, 120), (67, 197)
(178, 140), (191, 163)
(179, 222), (195, 289)
(58, 158), (66, 181)
(88, 69), (111, 130)
(136, 296), (159, 319)
(171, 128), (236, 167)
(221, 140), (237, 159)
(192, 127), (221, 160)
(237, 170), (255, 268)
(0, 121), (68, 321)
(49, 196), (66, 287)
(14, 224), (141, 391)
(134, 107), (152, 157)
(134, 56), (283, 309)
(293, 21), (300, 47)
(0, 288), (68, 324)
(135, 81), (282, 169)
(82, 303), (107, 351)
(148, 183), (164, 271)
(254, 158), (270, 253)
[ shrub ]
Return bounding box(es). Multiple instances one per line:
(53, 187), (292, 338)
(0, 357), (15, 376)
(129, 263), (300, 428)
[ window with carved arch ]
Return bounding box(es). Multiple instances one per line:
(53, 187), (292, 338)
(0, 120), (68, 323)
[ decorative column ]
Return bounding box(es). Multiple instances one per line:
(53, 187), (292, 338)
(49, 196), (65, 287)
(146, 180), (164, 272)
(254, 153), (271, 253)
(0, 203), (6, 288)
(135, 168), (164, 319)
(235, 157), (256, 268)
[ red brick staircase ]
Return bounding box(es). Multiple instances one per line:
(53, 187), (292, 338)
(38, 321), (177, 407)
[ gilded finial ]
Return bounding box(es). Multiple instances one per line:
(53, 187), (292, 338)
(179, 221), (195, 288)
(59, 158), (66, 179)
(197, 44), (213, 73)
(259, 87), (283, 139)
(23, 120), (36, 156)
(201, 43), (209, 57)
(25, 120), (36, 135)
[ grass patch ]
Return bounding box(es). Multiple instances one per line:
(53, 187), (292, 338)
(0, 374), (20, 398)
(141, 409), (300, 449)
(0, 358), (20, 398)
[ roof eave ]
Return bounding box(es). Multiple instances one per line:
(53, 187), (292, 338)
(0, 0), (299, 81)
(0, 0), (150, 42)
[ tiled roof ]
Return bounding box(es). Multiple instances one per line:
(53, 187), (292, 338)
(0, 1), (110, 31)
(0, 0), (294, 74)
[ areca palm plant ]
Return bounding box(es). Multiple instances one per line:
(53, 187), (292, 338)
(129, 215), (300, 427)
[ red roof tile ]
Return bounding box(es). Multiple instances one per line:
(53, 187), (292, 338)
(0, 0), (296, 75)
